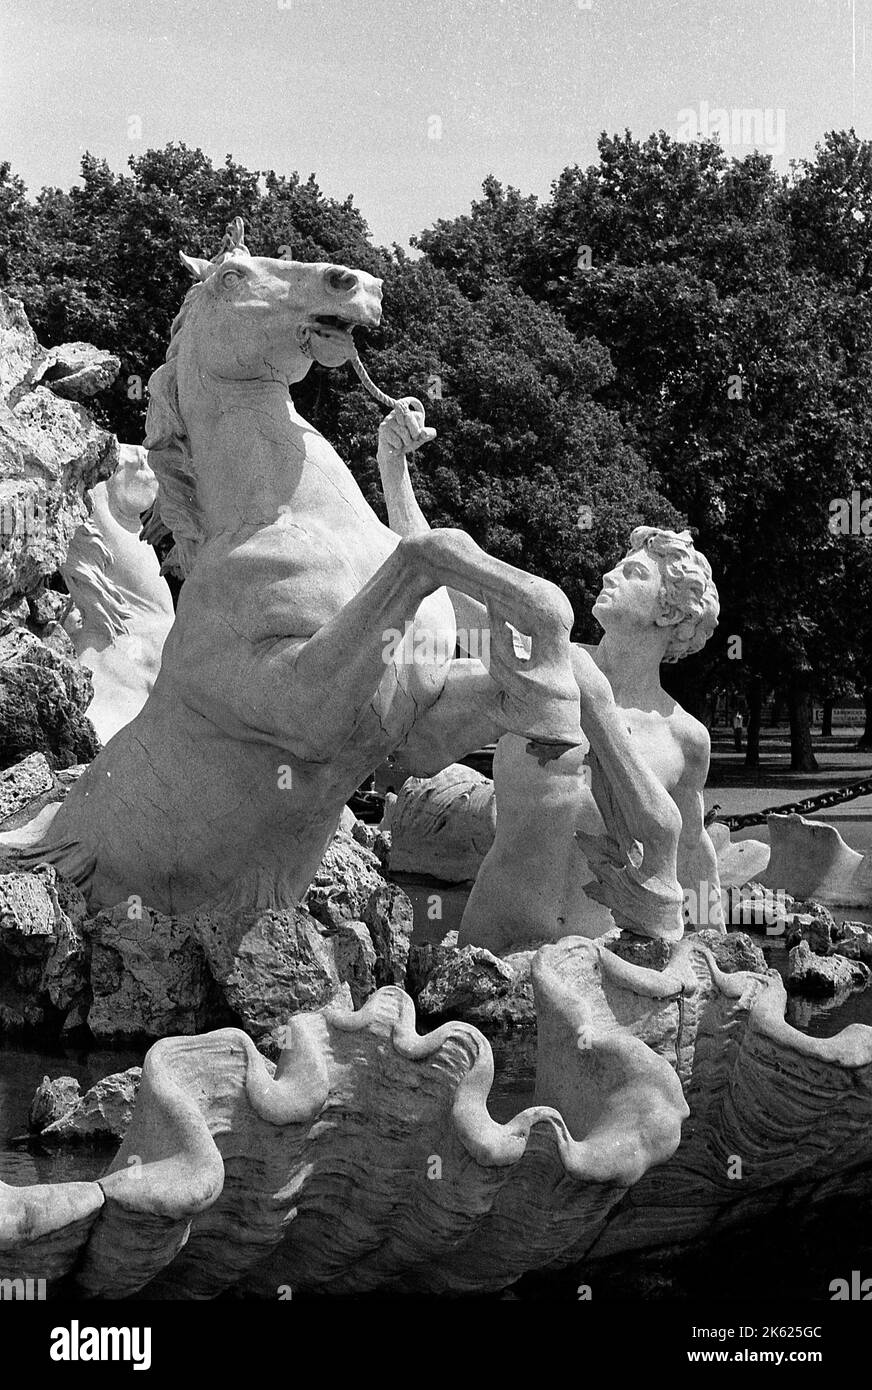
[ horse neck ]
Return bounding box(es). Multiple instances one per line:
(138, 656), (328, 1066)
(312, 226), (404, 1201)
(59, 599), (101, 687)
(178, 357), (306, 536)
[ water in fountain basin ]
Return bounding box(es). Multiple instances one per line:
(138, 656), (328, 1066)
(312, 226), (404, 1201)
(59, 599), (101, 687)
(0, 1039), (143, 1185)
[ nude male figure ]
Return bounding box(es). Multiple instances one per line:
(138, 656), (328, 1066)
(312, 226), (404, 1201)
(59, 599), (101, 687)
(459, 526), (723, 951)
(375, 403), (722, 947)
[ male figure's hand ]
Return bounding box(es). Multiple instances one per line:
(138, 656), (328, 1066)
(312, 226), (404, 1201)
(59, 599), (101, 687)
(377, 398), (436, 468)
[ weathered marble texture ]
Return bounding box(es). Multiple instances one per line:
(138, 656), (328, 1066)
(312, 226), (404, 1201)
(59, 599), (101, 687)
(2, 932), (870, 1297)
(0, 291), (119, 611)
(459, 529), (723, 951)
(62, 445), (174, 744)
(0, 627), (98, 771)
(707, 821), (771, 888)
(0, 827), (414, 1045)
(585, 942), (872, 1260)
(4, 224), (585, 915)
(388, 763), (496, 882)
(763, 812), (872, 906)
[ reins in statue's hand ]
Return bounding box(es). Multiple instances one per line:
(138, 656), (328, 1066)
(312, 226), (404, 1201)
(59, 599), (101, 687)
(347, 347), (425, 420)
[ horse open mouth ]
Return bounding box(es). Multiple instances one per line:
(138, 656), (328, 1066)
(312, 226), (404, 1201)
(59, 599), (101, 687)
(309, 314), (360, 339)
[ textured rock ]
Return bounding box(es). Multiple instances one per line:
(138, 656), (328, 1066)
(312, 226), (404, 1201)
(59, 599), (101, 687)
(0, 595), (28, 634)
(791, 899), (838, 934)
(320, 920), (377, 1009)
(33, 343), (120, 402)
(27, 586), (68, 630)
(784, 912), (834, 954)
(388, 764), (497, 882)
(191, 904), (346, 1052)
(40, 1068), (140, 1144)
(0, 864), (56, 935)
(830, 920), (872, 964)
(694, 928), (767, 974)
(362, 881), (413, 987)
(305, 829), (386, 927)
(416, 944), (534, 1027)
(29, 1075), (81, 1133)
(827, 935), (872, 964)
(0, 291), (44, 404)
(787, 939), (870, 995)
(0, 864), (87, 1033)
(835, 917), (872, 941)
(0, 627), (98, 770)
(726, 883), (792, 934)
(0, 752), (58, 827)
(0, 388), (118, 607)
(604, 930), (672, 970)
(406, 939), (457, 999)
(42, 911), (87, 1016)
(349, 818), (379, 851)
(87, 903), (222, 1043)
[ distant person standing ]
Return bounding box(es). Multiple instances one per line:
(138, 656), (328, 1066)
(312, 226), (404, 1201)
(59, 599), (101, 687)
(733, 709), (744, 751)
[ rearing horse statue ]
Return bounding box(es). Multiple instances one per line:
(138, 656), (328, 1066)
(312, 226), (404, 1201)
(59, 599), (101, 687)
(7, 223), (585, 915)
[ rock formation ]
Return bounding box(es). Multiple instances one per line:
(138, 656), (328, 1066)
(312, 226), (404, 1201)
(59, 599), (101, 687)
(0, 291), (119, 618)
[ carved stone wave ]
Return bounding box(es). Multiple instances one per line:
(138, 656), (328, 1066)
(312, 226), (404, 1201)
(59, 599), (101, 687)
(2, 934), (870, 1297)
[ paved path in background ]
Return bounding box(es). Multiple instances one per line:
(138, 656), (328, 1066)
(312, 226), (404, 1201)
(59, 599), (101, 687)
(705, 727), (872, 855)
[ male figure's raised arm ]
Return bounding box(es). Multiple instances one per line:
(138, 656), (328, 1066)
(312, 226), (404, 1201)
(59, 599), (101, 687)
(377, 400), (492, 651)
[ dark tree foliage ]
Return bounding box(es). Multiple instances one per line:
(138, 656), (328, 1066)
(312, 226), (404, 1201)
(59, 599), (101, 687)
(419, 133), (872, 769)
(0, 143), (676, 639)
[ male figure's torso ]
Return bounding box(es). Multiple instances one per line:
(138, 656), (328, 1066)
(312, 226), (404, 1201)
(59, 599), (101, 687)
(458, 644), (705, 952)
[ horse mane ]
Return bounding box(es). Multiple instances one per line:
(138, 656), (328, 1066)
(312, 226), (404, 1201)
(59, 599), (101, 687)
(143, 283), (209, 578)
(62, 516), (134, 640)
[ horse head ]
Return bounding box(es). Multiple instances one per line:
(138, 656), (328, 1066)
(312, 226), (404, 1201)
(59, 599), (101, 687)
(144, 220), (385, 574)
(176, 219), (383, 384)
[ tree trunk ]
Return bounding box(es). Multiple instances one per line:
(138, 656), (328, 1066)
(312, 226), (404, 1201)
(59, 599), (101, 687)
(857, 687), (872, 751)
(744, 676), (763, 770)
(787, 676), (819, 772)
(821, 697), (833, 739)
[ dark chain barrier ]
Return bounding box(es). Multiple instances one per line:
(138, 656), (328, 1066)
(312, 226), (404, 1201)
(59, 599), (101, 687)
(720, 774), (872, 831)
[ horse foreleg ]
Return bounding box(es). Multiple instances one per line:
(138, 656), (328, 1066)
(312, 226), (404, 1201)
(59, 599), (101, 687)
(258, 529), (582, 762)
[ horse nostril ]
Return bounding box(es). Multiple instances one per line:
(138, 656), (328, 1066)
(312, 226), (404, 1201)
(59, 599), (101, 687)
(325, 268), (357, 294)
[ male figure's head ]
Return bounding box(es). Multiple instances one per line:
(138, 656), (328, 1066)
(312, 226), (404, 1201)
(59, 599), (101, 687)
(592, 526), (719, 662)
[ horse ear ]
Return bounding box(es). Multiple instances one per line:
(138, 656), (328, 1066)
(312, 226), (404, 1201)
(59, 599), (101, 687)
(179, 252), (213, 281)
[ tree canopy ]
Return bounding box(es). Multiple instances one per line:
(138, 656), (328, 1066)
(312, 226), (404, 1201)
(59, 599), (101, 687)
(4, 132), (872, 768)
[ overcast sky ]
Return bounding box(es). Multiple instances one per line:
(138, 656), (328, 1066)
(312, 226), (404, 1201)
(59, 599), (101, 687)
(2, 0), (870, 249)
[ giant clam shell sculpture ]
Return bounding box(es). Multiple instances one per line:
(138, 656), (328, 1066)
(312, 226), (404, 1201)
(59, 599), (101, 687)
(2, 935), (871, 1297)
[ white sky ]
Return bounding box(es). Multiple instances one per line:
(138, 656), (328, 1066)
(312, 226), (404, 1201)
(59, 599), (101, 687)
(2, 0), (871, 248)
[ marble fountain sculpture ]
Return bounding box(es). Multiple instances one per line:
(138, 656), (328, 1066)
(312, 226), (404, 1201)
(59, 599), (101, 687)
(61, 444), (174, 743)
(388, 530), (726, 940)
(1, 222), (871, 1298)
(3, 933), (871, 1297)
(458, 527), (724, 949)
(2, 219), (591, 913)
(703, 814), (872, 906)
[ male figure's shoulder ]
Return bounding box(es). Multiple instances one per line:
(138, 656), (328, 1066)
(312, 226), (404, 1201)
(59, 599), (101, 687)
(669, 702), (711, 773)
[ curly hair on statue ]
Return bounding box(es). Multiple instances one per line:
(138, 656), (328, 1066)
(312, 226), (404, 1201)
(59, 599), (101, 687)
(627, 525), (719, 663)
